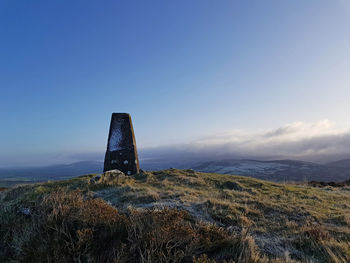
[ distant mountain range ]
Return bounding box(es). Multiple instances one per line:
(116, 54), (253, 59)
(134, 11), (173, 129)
(327, 158), (350, 169)
(1, 158), (350, 187)
(192, 159), (350, 182)
(0, 161), (103, 187)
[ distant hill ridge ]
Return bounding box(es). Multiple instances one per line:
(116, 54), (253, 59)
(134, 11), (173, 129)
(191, 159), (350, 182)
(0, 161), (103, 186)
(327, 158), (350, 169)
(1, 158), (350, 187)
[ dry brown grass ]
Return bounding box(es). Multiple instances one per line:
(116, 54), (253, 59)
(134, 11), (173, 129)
(1, 169), (349, 262)
(0, 188), (283, 263)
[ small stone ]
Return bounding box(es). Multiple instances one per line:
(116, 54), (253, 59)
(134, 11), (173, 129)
(104, 169), (124, 176)
(89, 178), (96, 184)
(94, 175), (101, 181)
(89, 174), (101, 184)
(100, 169), (125, 184)
(20, 208), (31, 215)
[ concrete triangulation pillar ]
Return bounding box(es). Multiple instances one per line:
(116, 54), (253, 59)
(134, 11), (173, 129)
(103, 113), (140, 175)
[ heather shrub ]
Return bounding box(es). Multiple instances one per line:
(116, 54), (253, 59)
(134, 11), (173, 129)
(2, 168), (349, 262)
(2, 189), (127, 262)
(0, 189), (271, 263)
(125, 208), (234, 262)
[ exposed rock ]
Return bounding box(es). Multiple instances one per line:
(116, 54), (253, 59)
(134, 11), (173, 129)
(103, 169), (125, 177)
(100, 169), (125, 184)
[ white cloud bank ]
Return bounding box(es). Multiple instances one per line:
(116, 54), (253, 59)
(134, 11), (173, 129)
(2, 120), (349, 167)
(142, 120), (350, 163)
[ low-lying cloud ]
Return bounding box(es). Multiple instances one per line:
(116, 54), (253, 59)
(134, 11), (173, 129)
(141, 120), (350, 163)
(2, 120), (350, 167)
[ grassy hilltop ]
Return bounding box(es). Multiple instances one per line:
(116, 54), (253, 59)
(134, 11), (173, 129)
(0, 169), (349, 263)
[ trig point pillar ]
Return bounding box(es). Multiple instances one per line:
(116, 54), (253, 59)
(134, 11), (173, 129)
(103, 113), (140, 175)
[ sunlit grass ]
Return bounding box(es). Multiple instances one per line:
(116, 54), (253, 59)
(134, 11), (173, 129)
(1, 169), (349, 262)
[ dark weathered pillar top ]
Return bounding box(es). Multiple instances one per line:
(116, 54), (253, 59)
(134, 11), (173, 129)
(103, 113), (140, 174)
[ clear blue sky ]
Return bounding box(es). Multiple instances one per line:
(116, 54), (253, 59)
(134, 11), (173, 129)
(1, 0), (350, 166)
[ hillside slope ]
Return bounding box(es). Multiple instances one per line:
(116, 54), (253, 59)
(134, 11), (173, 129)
(1, 169), (349, 262)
